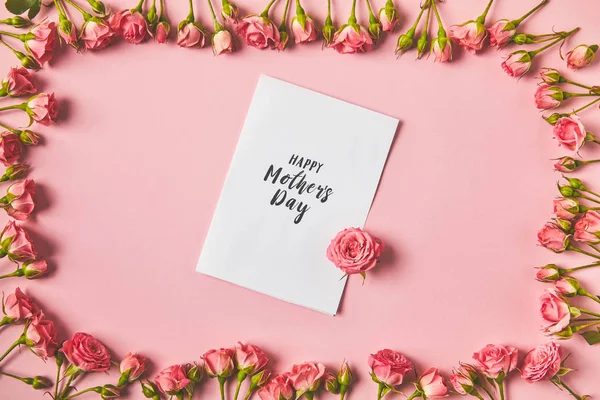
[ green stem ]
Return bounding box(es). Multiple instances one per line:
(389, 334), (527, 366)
(480, 384), (496, 400)
(186, 0), (195, 21)
(559, 381), (583, 400)
(566, 262), (600, 272)
(340, 385), (347, 400)
(243, 389), (254, 400)
(58, 374), (78, 400)
(0, 122), (18, 134)
(260, 0), (278, 17)
(325, 0), (331, 24)
(564, 79), (593, 90)
(53, 363), (62, 400)
(513, 0), (548, 26)
(279, 0), (290, 28)
(63, 387), (99, 400)
(529, 28), (579, 58)
(376, 383), (384, 400)
(365, 0), (375, 19)
(132, 0), (145, 12)
(431, 0), (445, 36)
(578, 308), (600, 318)
(564, 92), (600, 98)
(0, 269), (24, 280)
(570, 97), (600, 115)
(233, 377), (243, 400)
(568, 244), (600, 260)
(583, 188), (600, 199)
(207, 0), (222, 31)
(0, 30), (29, 41)
(572, 321), (600, 332)
(581, 291), (600, 305)
(0, 335), (25, 363)
(348, 0), (357, 24)
(406, 391), (421, 400)
(579, 194), (600, 204)
(0, 103), (27, 112)
(0, 370), (28, 383)
(158, 0), (166, 20)
(477, 0), (494, 24)
(62, 0), (93, 20)
(497, 380), (505, 400)
(218, 377), (226, 400)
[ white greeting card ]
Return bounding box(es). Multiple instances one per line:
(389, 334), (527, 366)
(197, 75), (398, 315)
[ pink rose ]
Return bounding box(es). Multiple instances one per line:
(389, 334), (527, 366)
(113, 10), (149, 44)
(553, 198), (579, 220)
(120, 352), (147, 382)
(327, 227), (383, 275)
(203, 348), (235, 377)
(221, 1), (239, 23)
(2, 287), (40, 323)
(235, 342), (269, 375)
(449, 366), (475, 395)
(212, 30), (235, 55)
(535, 84), (563, 110)
(22, 259), (48, 279)
(540, 289), (571, 334)
(286, 362), (325, 393)
(488, 19), (515, 48)
(554, 156), (578, 173)
(1, 67), (36, 97)
(291, 16), (318, 44)
(539, 68), (562, 85)
(155, 21), (170, 43)
(81, 19), (115, 50)
(553, 116), (587, 152)
(555, 277), (579, 297)
(418, 368), (448, 398)
(27, 93), (58, 126)
(155, 364), (191, 395)
(431, 38), (452, 63)
(521, 342), (562, 383)
(566, 44), (597, 70)
(330, 25), (373, 54)
(535, 265), (561, 282)
(472, 344), (518, 378)
(0, 221), (37, 262)
(58, 20), (79, 50)
(537, 223), (568, 253)
(368, 349), (412, 387)
(276, 31), (289, 51)
(378, 5), (398, 32)
(501, 50), (532, 78)
(25, 19), (57, 66)
(25, 314), (58, 360)
(574, 210), (600, 243)
(0, 131), (23, 167)
(258, 374), (295, 400)
(2, 179), (36, 220)
(60, 332), (111, 372)
(235, 15), (280, 50)
(177, 22), (206, 48)
(449, 21), (486, 53)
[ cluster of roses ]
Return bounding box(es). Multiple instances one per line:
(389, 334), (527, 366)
(0, 66), (58, 281)
(368, 344), (587, 400)
(0, 287), (147, 399)
(141, 343), (354, 400)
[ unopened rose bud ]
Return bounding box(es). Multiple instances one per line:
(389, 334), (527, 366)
(278, 30), (289, 51)
(512, 33), (529, 45)
(18, 53), (40, 70)
(322, 21), (335, 46)
(566, 44), (598, 70)
(19, 130), (40, 146)
(249, 369), (270, 392)
(31, 376), (53, 390)
(378, 0), (398, 32)
(554, 156), (582, 173)
(564, 177), (586, 190)
(221, 1), (239, 23)
(558, 184), (578, 198)
(416, 34), (428, 59)
(140, 380), (160, 399)
(23, 259), (48, 279)
(555, 277), (580, 297)
(87, 0), (106, 15)
(4, 16), (31, 28)
(536, 264), (562, 282)
(544, 113), (565, 126)
(155, 21), (170, 43)
(1, 164), (28, 182)
(555, 218), (572, 232)
(324, 373), (340, 394)
(98, 384), (120, 399)
(554, 326), (573, 339)
(187, 362), (204, 383)
(368, 18), (382, 41)
(540, 68), (563, 85)
(337, 361), (352, 386)
(395, 31), (414, 55)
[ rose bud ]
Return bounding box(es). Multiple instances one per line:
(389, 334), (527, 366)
(140, 380), (160, 399)
(94, 384), (120, 399)
(286, 362), (326, 397)
(0, 221), (37, 262)
(539, 68), (564, 85)
(1, 164), (28, 182)
(24, 19), (57, 66)
(221, 0), (239, 23)
(537, 223), (569, 253)
(23, 259), (48, 279)
(472, 344), (518, 379)
(80, 18), (115, 50)
(235, 342), (269, 378)
(277, 30), (289, 51)
(563, 176), (586, 190)
(246, 369), (271, 398)
(574, 210), (600, 243)
(330, 24), (373, 54)
(535, 264), (562, 282)
(31, 376), (53, 390)
(535, 85), (564, 110)
(521, 342), (562, 382)
(554, 156), (582, 173)
(449, 365), (479, 396)
(395, 31), (414, 55)
(24, 314), (58, 360)
(155, 365), (191, 396)
(212, 29), (235, 55)
(501, 50), (532, 78)
(0, 67), (36, 97)
(368, 18), (383, 41)
(60, 332), (111, 373)
(26, 93), (58, 126)
(321, 17), (335, 47)
(187, 361), (204, 383)
(553, 198), (579, 220)
(555, 277), (580, 297)
(1, 287), (41, 325)
(415, 368), (447, 399)
(3, 16), (32, 28)
(553, 115), (588, 152)
(378, 0), (398, 32)
(177, 22), (207, 48)
(0, 132), (23, 167)
(431, 37), (452, 63)
(449, 20), (486, 53)
(368, 349), (412, 389)
(566, 44), (598, 70)
(540, 289), (571, 335)
(291, 15), (318, 44)
(324, 372), (340, 394)
(257, 374), (295, 400)
(155, 21), (170, 43)
(118, 352), (147, 385)
(19, 130), (40, 146)
(236, 15), (281, 50)
(337, 361), (353, 387)
(0, 178), (36, 221)
(554, 218), (572, 232)
(488, 19), (516, 48)
(58, 19), (79, 50)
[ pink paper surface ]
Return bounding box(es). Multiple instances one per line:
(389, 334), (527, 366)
(1, 0), (599, 399)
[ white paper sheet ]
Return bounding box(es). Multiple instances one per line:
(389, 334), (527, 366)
(197, 75), (398, 315)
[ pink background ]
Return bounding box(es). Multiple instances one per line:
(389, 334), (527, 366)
(1, 0), (600, 398)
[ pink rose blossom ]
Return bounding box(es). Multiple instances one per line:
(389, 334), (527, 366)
(60, 332), (111, 372)
(431, 39), (452, 63)
(418, 368), (448, 398)
(540, 289), (571, 334)
(501, 50), (532, 78)
(212, 30), (235, 55)
(554, 156), (578, 173)
(203, 348), (235, 377)
(22, 259), (48, 279)
(449, 21), (486, 53)
(155, 364), (191, 395)
(25, 19), (57, 66)
(536, 265), (561, 282)
(27, 93), (58, 126)
(286, 362), (326, 393)
(112, 10), (149, 44)
(368, 349), (412, 387)
(521, 342), (562, 382)
(221, 1), (239, 23)
(0, 221), (37, 262)
(177, 22), (206, 48)
(537, 223), (568, 253)
(235, 342), (268, 375)
(539, 68), (562, 85)
(3, 179), (36, 220)
(553, 198), (579, 220)
(25, 314), (58, 360)
(574, 210), (600, 243)
(235, 15), (280, 50)
(330, 25), (373, 54)
(258, 374), (295, 400)
(378, 5), (398, 32)
(58, 20), (79, 49)
(472, 344), (518, 378)
(553, 116), (587, 152)
(449, 366), (475, 395)
(327, 227), (383, 275)
(155, 21), (170, 43)
(488, 19), (515, 48)
(0, 132), (23, 167)
(555, 277), (579, 297)
(81, 19), (115, 50)
(535, 85), (564, 110)
(566, 44), (597, 70)
(291, 17), (318, 44)
(120, 352), (147, 382)
(2, 287), (40, 323)
(1, 67), (36, 97)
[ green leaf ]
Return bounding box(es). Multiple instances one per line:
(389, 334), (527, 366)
(5, 0), (36, 15)
(27, 0), (40, 19)
(581, 328), (600, 345)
